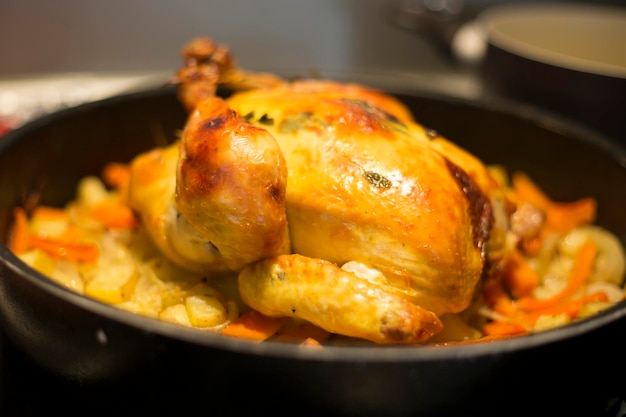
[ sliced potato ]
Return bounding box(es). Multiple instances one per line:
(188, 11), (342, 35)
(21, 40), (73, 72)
(185, 294), (228, 328)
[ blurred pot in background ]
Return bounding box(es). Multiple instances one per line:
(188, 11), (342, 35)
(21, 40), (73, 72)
(390, 0), (626, 143)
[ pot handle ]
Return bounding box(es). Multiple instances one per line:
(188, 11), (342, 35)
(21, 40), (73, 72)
(385, 0), (489, 66)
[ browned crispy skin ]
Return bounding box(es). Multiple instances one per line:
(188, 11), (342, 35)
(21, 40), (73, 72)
(128, 96), (290, 273)
(177, 97), (291, 268)
(175, 37), (284, 112)
(128, 38), (510, 343)
(226, 80), (499, 315)
(239, 254), (443, 344)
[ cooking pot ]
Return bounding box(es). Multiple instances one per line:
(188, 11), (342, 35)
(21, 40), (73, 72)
(390, 1), (626, 143)
(1, 82), (626, 416)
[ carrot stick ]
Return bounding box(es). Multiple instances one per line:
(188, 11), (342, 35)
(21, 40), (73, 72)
(31, 206), (68, 221)
(545, 199), (597, 232)
(503, 249), (540, 298)
(512, 172), (551, 207)
(515, 240), (597, 311)
(521, 291), (608, 323)
(512, 172), (596, 232)
(482, 241), (604, 336)
(520, 236), (542, 256)
(90, 201), (139, 229)
(58, 225), (85, 242)
(29, 235), (99, 262)
(8, 207), (31, 253)
(222, 310), (286, 341)
(482, 278), (518, 316)
(9, 206), (99, 262)
(102, 162), (131, 190)
(482, 320), (529, 337)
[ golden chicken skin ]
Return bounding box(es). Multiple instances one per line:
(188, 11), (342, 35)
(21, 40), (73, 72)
(128, 38), (510, 344)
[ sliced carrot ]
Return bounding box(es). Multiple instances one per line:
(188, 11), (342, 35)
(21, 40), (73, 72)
(222, 309), (286, 342)
(102, 162), (131, 190)
(482, 278), (517, 317)
(482, 320), (528, 337)
(8, 207), (31, 253)
(522, 291), (609, 324)
(58, 225), (85, 242)
(544, 199), (597, 233)
(515, 240), (597, 311)
(520, 235), (542, 256)
(511, 172), (552, 207)
(512, 172), (596, 232)
(479, 175), (605, 340)
(503, 250), (540, 298)
(8, 206), (98, 262)
(29, 235), (99, 262)
(483, 241), (605, 337)
(31, 206), (68, 222)
(90, 201), (139, 229)
(585, 291), (610, 303)
(300, 337), (324, 348)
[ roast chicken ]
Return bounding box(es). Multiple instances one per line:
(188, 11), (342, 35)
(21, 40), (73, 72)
(127, 38), (512, 344)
